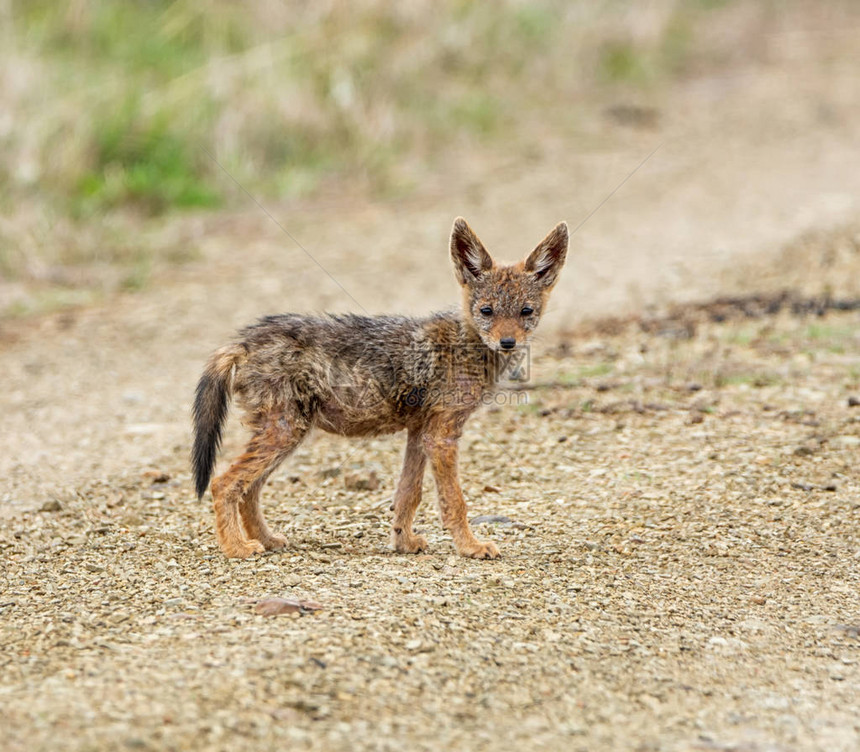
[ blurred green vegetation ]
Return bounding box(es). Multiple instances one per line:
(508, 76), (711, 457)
(5, 0), (747, 217)
(1, 0), (779, 315)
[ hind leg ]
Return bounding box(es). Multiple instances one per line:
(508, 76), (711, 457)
(240, 475), (288, 551)
(211, 412), (308, 558)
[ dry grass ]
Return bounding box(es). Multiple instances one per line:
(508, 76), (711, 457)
(5, 0), (854, 315)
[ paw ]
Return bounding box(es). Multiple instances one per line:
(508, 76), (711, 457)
(392, 529), (429, 554)
(220, 538), (266, 559)
(457, 539), (501, 560)
(259, 532), (288, 552)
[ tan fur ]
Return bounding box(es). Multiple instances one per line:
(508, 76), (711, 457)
(192, 218), (568, 559)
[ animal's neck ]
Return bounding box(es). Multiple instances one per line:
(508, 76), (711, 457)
(457, 316), (487, 348)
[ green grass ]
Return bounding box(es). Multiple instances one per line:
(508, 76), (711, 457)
(579, 363), (614, 378)
(805, 322), (857, 342)
(553, 363), (615, 387)
(714, 370), (782, 388)
(600, 41), (651, 84)
(7, 0), (741, 218)
(75, 99), (221, 216)
(597, 2), (712, 86)
(1, 0), (751, 315)
(721, 325), (757, 346)
(801, 322), (859, 355)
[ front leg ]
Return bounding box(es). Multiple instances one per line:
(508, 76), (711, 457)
(391, 428), (429, 553)
(422, 420), (500, 560)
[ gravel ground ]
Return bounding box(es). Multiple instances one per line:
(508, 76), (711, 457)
(2, 303), (859, 751)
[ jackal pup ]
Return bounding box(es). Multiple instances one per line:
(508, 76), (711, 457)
(192, 218), (568, 559)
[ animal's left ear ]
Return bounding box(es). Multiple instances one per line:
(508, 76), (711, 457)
(524, 221), (568, 289)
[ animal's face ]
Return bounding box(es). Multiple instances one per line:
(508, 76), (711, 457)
(450, 218), (569, 352)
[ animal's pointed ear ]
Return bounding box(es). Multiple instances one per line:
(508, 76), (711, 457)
(524, 221), (568, 289)
(450, 217), (493, 286)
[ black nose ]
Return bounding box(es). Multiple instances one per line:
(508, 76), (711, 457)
(499, 337), (516, 350)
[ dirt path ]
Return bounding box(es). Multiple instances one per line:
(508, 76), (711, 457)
(2, 303), (860, 751)
(2, 40), (860, 751)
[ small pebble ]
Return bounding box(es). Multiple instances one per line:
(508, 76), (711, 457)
(344, 470), (380, 491)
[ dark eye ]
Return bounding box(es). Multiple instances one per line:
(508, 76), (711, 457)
(480, 306), (493, 316)
(521, 306), (534, 316)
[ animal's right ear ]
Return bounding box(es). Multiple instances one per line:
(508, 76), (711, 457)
(450, 217), (493, 287)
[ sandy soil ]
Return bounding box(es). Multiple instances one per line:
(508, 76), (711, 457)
(2, 298), (860, 752)
(2, 28), (860, 752)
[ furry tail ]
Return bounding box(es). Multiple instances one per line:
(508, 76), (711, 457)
(191, 345), (244, 499)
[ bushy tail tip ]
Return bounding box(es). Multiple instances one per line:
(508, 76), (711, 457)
(191, 348), (240, 498)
